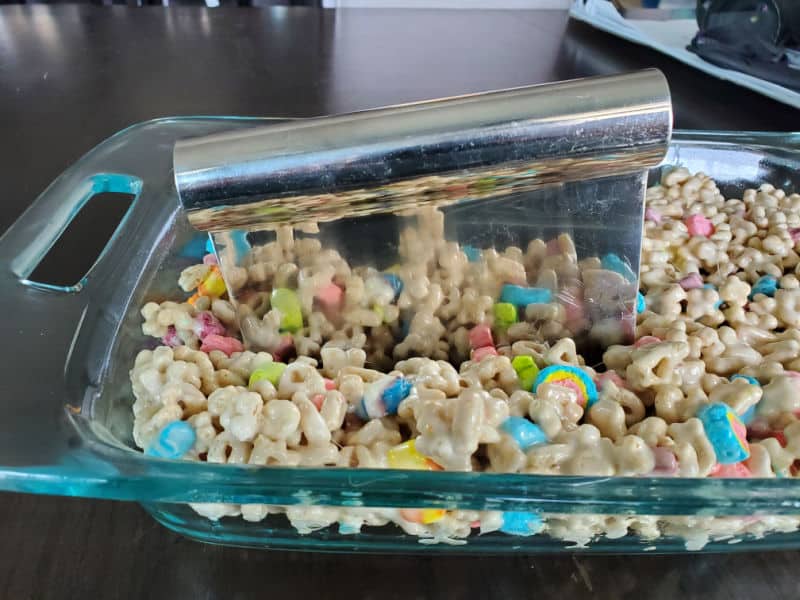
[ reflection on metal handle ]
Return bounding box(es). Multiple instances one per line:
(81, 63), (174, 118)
(174, 69), (672, 232)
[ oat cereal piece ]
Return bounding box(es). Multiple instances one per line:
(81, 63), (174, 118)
(528, 382), (583, 439)
(395, 358), (461, 396)
(669, 419), (716, 477)
(141, 301), (198, 346)
(178, 264), (212, 292)
(412, 388), (508, 471)
(459, 354), (518, 395)
(207, 386), (264, 443)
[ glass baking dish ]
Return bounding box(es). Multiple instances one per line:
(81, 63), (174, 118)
(1, 118), (799, 554)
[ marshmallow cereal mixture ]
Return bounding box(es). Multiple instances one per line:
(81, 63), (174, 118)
(130, 168), (800, 548)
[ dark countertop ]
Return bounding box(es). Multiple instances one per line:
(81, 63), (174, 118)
(1, 6), (798, 599)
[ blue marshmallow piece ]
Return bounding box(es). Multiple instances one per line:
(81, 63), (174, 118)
(730, 374), (760, 387)
(750, 275), (779, 300)
(382, 273), (404, 302)
(500, 511), (544, 536)
(145, 421), (196, 459)
(230, 230), (252, 261)
(463, 245), (482, 262)
(501, 417), (548, 451)
(696, 403), (749, 464)
(382, 377), (413, 415)
(179, 235), (210, 259)
(499, 284), (552, 308)
(205, 232), (250, 261)
(359, 376), (412, 419)
(636, 291), (646, 314)
(601, 253), (637, 282)
(357, 383), (385, 419)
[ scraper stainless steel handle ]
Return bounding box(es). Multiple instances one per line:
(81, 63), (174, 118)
(173, 69), (672, 231)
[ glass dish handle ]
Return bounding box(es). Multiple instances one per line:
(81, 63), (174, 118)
(0, 120), (181, 476)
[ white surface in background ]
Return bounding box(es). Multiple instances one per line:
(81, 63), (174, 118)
(569, 0), (800, 110)
(326, 8), (568, 113)
(322, 0), (570, 7)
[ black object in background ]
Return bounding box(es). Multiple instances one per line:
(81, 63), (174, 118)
(688, 0), (800, 90)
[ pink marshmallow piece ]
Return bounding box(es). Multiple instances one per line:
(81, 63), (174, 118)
(469, 324), (494, 350)
(790, 228), (800, 243)
(324, 378), (336, 391)
(471, 346), (499, 362)
(311, 394), (326, 411)
(634, 335), (661, 348)
(644, 207), (662, 224)
(679, 273), (704, 290)
(202, 253), (218, 265)
(557, 379), (587, 406)
(684, 214), (714, 237)
(545, 238), (560, 256)
(710, 462), (751, 478)
(595, 371), (628, 390)
(200, 334), (244, 356)
(732, 418), (748, 445)
(652, 447), (678, 475)
(194, 311), (227, 340)
(315, 283), (344, 314)
(162, 326), (181, 347)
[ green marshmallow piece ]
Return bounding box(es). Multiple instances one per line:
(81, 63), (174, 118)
(249, 362), (287, 388)
(519, 370), (539, 392)
(271, 288), (303, 332)
(493, 302), (518, 327)
(511, 355), (535, 373)
(511, 355), (539, 391)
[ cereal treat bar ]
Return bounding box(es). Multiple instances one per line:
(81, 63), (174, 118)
(130, 169), (800, 549)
